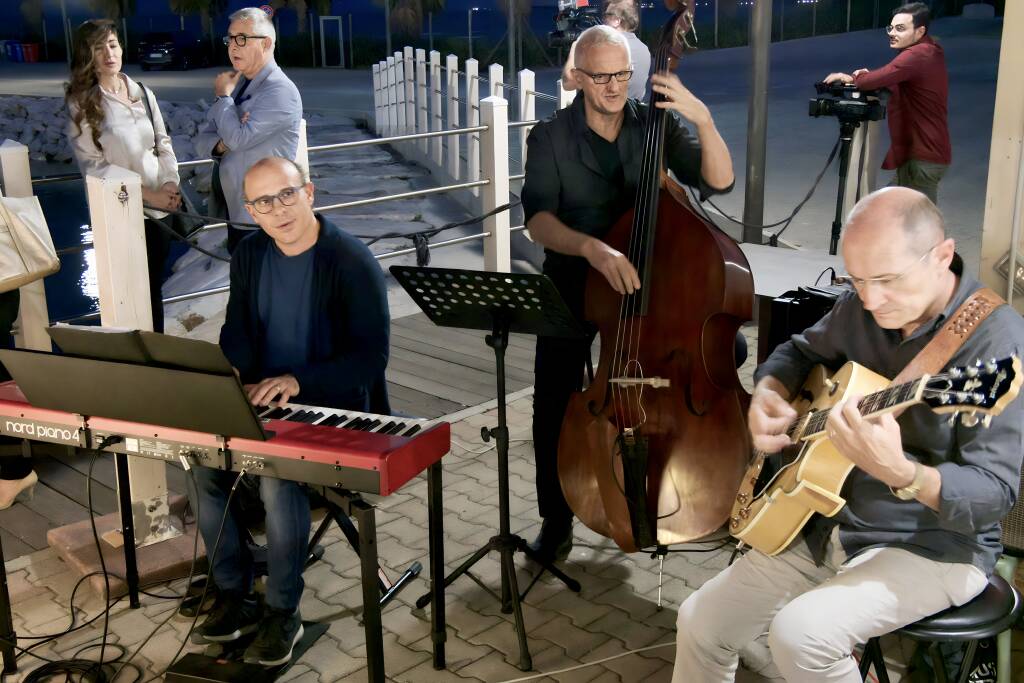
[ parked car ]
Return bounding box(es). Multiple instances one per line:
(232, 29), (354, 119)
(138, 31), (209, 71)
(549, 0), (604, 48)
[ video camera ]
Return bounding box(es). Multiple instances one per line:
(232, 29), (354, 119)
(808, 81), (886, 124)
(549, 0), (604, 48)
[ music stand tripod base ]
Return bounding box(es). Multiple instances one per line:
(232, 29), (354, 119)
(391, 266), (584, 671)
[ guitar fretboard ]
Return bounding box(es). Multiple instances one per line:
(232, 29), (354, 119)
(799, 377), (925, 439)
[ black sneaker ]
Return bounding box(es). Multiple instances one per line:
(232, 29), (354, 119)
(192, 591), (260, 644)
(243, 608), (304, 667)
(527, 518), (573, 562)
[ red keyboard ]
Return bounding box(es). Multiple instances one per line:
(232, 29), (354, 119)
(0, 382), (450, 496)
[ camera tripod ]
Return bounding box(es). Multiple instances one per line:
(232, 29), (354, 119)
(829, 118), (863, 256)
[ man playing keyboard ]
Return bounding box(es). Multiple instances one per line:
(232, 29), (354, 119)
(192, 156), (390, 666)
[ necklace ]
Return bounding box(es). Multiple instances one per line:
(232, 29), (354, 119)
(101, 76), (123, 96)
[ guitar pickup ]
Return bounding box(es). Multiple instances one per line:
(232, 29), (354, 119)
(609, 377), (671, 389)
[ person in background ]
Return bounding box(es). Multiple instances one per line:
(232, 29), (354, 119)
(561, 0), (652, 101)
(65, 19), (180, 334)
(0, 291), (34, 509)
(195, 7), (302, 254)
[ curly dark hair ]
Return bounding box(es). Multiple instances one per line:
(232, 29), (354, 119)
(65, 19), (119, 152)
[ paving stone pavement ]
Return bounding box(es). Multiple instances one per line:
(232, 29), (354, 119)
(3, 363), (1022, 681)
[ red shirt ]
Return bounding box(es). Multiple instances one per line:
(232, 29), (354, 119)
(854, 36), (951, 169)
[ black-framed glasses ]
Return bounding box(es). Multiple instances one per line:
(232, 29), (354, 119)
(223, 33), (267, 48)
(245, 186), (304, 214)
(574, 68), (633, 85)
(885, 24), (910, 33)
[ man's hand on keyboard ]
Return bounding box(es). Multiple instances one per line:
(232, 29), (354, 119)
(246, 374), (300, 407)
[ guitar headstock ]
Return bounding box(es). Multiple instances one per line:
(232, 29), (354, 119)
(922, 356), (1022, 427)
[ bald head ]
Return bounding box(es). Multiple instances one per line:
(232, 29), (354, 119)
(575, 25), (630, 71)
(243, 157), (309, 198)
(843, 186), (945, 256)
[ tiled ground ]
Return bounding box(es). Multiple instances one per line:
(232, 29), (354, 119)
(3, 328), (1022, 681)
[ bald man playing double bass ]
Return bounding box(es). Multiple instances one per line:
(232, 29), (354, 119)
(521, 24), (734, 561)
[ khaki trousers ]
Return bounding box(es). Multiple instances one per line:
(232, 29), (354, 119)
(672, 530), (987, 683)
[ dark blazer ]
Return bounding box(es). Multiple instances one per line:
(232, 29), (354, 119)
(220, 215), (391, 414)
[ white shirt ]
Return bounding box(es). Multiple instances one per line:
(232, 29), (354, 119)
(67, 73), (179, 218)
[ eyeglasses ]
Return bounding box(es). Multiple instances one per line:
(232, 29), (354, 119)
(574, 68), (633, 85)
(245, 186), (303, 214)
(885, 24), (910, 33)
(835, 244), (939, 290)
(223, 34), (267, 48)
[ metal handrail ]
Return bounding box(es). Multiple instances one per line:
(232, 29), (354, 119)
(315, 179), (488, 213)
(307, 125), (486, 153)
(58, 221), (529, 324)
(509, 120), (539, 129)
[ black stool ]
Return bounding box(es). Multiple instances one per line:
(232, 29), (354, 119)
(859, 573), (1022, 683)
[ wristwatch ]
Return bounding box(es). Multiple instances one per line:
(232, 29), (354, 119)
(891, 462), (925, 501)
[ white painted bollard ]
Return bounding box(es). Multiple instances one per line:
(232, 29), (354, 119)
(372, 63), (383, 134)
(557, 79), (576, 109)
(480, 97), (511, 273)
(403, 46), (416, 147)
(446, 54), (461, 181)
(465, 59), (480, 199)
(394, 51), (407, 138)
(416, 49), (428, 156)
(518, 69), (535, 174)
(430, 51), (443, 168)
(295, 118), (309, 171)
(85, 166), (176, 547)
(0, 140), (51, 352)
(488, 63), (504, 99)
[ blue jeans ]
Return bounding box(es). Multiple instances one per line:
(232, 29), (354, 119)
(194, 467), (310, 611)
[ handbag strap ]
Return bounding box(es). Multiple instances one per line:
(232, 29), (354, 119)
(891, 287), (1005, 384)
(136, 81), (160, 157)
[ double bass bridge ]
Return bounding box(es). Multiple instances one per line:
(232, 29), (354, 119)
(609, 376), (671, 389)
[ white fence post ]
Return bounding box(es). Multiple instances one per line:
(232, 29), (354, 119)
(518, 68), (535, 175)
(372, 63), (383, 134)
(0, 140), (51, 352)
(480, 97), (511, 273)
(430, 50), (443, 168)
(386, 55), (397, 137)
(85, 166), (177, 547)
(557, 79), (576, 110)
(488, 63), (504, 99)
(394, 51), (407, 139)
(403, 46), (416, 149)
(465, 58), (480, 199)
(416, 48), (428, 156)
(295, 118), (309, 171)
(446, 54), (461, 181)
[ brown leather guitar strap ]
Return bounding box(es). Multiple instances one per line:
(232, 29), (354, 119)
(891, 287), (1005, 384)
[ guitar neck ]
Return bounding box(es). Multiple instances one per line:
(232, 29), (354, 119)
(793, 376), (927, 442)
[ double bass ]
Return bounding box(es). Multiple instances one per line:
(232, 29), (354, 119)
(557, 2), (755, 553)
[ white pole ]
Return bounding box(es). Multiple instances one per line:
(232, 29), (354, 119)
(386, 55), (397, 138)
(430, 51), (443, 169)
(416, 49), (428, 156)
(394, 51), (408, 138)
(518, 69), (535, 176)
(372, 63), (383, 134)
(0, 141), (50, 353)
(488, 63), (504, 100)
(465, 59), (480, 198)
(557, 79), (576, 110)
(85, 166), (176, 547)
(446, 54), (461, 181)
(480, 97), (511, 273)
(467, 9), (473, 61)
(404, 46), (416, 149)
(295, 119), (309, 171)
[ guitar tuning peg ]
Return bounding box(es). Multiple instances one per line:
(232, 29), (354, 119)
(985, 359), (998, 373)
(960, 412), (980, 428)
(966, 366), (979, 378)
(947, 413), (959, 426)
(982, 414), (993, 428)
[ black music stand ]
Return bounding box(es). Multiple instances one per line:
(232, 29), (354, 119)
(392, 266), (584, 671)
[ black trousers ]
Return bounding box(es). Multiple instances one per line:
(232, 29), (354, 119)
(143, 218), (171, 334)
(0, 289), (30, 480)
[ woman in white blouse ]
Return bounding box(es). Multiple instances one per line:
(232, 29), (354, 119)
(65, 19), (180, 333)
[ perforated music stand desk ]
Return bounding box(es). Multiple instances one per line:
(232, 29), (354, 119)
(391, 266), (585, 672)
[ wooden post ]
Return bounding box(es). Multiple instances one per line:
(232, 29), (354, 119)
(84, 166), (177, 547)
(518, 69), (535, 175)
(557, 79), (576, 110)
(430, 51), (443, 168)
(0, 140), (50, 352)
(387, 55), (398, 138)
(416, 49), (428, 156)
(372, 63), (383, 134)
(480, 97), (511, 273)
(446, 54), (461, 181)
(465, 59), (480, 198)
(488, 63), (504, 100)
